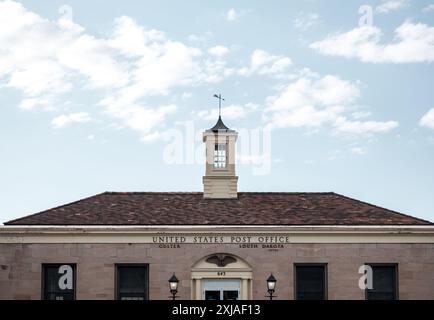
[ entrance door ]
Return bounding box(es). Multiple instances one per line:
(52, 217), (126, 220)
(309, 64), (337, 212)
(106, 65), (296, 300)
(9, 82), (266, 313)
(202, 279), (240, 300)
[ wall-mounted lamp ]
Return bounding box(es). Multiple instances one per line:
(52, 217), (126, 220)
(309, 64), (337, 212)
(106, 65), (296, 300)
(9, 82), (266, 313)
(169, 273), (179, 300)
(266, 274), (277, 300)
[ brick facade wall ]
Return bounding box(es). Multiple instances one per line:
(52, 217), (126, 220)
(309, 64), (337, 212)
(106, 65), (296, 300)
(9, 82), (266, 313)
(1, 243), (433, 300)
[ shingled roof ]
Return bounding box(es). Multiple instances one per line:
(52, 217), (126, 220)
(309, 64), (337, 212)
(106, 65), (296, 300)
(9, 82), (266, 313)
(4, 192), (431, 225)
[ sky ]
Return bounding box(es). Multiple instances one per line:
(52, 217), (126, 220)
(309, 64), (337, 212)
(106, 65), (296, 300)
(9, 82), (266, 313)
(1, 0), (434, 224)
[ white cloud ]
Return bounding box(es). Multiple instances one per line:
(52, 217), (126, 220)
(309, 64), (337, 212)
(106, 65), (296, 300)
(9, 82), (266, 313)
(310, 22), (434, 63)
(208, 45), (229, 57)
(7, 60), (72, 96)
(376, 0), (408, 13)
(201, 59), (234, 83)
(109, 16), (165, 57)
(294, 13), (320, 30)
(141, 131), (166, 142)
(226, 8), (252, 22)
(0, 0), (129, 114)
(109, 16), (203, 96)
(1, 1), (400, 143)
(335, 117), (398, 134)
(352, 111), (372, 119)
(197, 103), (258, 121)
(0, 1), (235, 141)
(227, 8), (237, 21)
(351, 147), (366, 155)
(266, 75), (360, 112)
(18, 96), (53, 110)
(188, 32), (213, 43)
(1, 1), (303, 143)
(423, 4), (434, 12)
(97, 17), (208, 141)
(0, 1), (129, 93)
(181, 92), (192, 99)
(51, 112), (91, 128)
(419, 108), (434, 129)
(100, 95), (178, 138)
(238, 50), (292, 77)
(264, 75), (359, 129)
(60, 34), (130, 89)
(264, 74), (398, 135)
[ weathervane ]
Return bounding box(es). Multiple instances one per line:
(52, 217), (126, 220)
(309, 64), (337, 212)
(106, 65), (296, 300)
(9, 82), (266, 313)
(213, 93), (225, 118)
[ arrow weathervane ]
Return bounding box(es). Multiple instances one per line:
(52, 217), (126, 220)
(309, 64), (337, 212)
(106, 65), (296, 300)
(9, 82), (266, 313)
(213, 93), (225, 118)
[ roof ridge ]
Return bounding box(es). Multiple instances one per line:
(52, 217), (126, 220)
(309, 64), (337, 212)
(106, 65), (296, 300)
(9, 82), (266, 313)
(333, 192), (433, 225)
(104, 191), (203, 194)
(102, 191), (335, 194)
(240, 192), (334, 194)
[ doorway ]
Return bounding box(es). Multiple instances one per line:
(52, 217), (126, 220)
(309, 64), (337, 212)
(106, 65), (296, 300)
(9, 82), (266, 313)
(202, 279), (241, 300)
(191, 253), (252, 300)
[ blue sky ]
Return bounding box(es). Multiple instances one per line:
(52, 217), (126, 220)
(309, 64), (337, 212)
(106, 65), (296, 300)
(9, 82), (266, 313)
(1, 0), (434, 223)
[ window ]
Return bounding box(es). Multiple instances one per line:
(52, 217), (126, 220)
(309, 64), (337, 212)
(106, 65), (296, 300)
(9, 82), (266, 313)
(116, 264), (149, 300)
(42, 264), (76, 300)
(295, 264), (327, 300)
(214, 144), (226, 168)
(366, 264), (398, 300)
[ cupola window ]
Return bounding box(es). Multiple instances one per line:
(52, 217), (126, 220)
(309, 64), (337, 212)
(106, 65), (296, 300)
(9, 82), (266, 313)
(214, 143), (226, 168)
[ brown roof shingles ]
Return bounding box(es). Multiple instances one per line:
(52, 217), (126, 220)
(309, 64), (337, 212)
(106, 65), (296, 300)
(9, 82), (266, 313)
(4, 192), (432, 226)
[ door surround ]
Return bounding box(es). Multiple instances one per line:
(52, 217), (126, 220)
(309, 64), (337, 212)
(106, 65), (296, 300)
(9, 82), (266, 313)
(191, 253), (253, 300)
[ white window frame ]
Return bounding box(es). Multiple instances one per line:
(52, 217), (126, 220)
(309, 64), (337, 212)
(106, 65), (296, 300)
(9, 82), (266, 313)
(213, 143), (227, 168)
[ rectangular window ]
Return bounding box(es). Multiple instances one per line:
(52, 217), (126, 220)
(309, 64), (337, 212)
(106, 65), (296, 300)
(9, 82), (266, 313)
(116, 264), (149, 300)
(42, 264), (76, 300)
(366, 264), (398, 300)
(214, 143), (226, 168)
(295, 264), (327, 300)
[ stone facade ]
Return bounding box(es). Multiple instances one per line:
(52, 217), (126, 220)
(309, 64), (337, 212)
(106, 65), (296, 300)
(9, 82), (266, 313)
(202, 176), (238, 199)
(1, 242), (433, 300)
